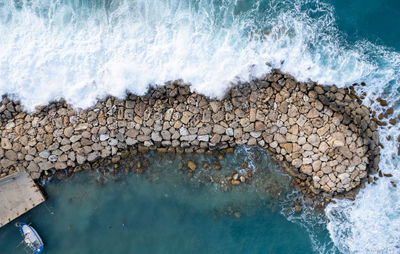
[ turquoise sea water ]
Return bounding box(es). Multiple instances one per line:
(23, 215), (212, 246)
(331, 0), (400, 50)
(0, 0), (400, 253)
(0, 147), (326, 253)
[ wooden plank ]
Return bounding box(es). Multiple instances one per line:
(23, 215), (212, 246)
(0, 172), (45, 227)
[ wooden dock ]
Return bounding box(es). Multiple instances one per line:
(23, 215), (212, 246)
(0, 172), (45, 227)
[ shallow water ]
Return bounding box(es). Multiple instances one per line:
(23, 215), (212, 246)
(0, 147), (327, 253)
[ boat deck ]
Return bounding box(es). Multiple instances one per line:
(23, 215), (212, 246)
(0, 172), (45, 227)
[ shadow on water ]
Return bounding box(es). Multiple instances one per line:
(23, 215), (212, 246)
(0, 146), (330, 253)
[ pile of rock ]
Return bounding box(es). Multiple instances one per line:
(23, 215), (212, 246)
(0, 70), (381, 198)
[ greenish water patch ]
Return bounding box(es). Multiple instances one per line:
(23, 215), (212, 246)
(0, 146), (326, 253)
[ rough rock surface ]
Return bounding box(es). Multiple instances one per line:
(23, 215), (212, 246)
(0, 70), (382, 198)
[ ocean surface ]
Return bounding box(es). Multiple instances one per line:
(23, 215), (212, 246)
(0, 147), (327, 253)
(0, 0), (400, 253)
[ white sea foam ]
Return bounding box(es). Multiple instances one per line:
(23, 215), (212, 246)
(323, 39), (400, 253)
(1, 0), (400, 253)
(0, 0), (375, 111)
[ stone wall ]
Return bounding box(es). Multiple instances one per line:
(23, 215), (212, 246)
(0, 70), (381, 198)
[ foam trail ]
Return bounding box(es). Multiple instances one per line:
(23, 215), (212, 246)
(323, 38), (400, 253)
(0, 0), (269, 110)
(0, 0), (375, 111)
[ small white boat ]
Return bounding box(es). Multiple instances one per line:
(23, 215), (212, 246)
(16, 222), (44, 253)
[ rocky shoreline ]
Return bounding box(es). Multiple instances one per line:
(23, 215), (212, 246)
(0, 70), (382, 200)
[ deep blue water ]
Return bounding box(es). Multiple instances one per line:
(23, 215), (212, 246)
(330, 0), (400, 51)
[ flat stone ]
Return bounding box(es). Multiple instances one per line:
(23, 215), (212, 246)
(319, 142), (329, 153)
(308, 134), (321, 147)
(338, 173), (350, 185)
(255, 121), (266, 131)
(329, 132), (345, 148)
(179, 127), (189, 136)
(39, 150), (50, 159)
(301, 165), (313, 175)
(39, 162), (53, 171)
(1, 138), (12, 150)
(213, 125), (225, 134)
(292, 158), (302, 168)
(226, 128), (234, 136)
(296, 115), (307, 127)
(108, 139), (118, 146)
(302, 143), (313, 151)
(137, 135), (151, 142)
(317, 125), (329, 136)
(274, 133), (286, 143)
(134, 116), (143, 124)
(161, 130), (171, 140)
(328, 160), (338, 167)
(55, 162), (67, 170)
(303, 158), (312, 165)
(209, 101), (221, 113)
(64, 127), (74, 138)
(247, 137), (257, 146)
(126, 138), (137, 146)
(142, 127), (152, 136)
(249, 108), (256, 122)
(87, 152), (99, 162)
(288, 125), (299, 135)
(101, 149), (111, 158)
(126, 129), (139, 138)
(322, 166), (332, 174)
(164, 108), (174, 121)
(321, 185), (330, 192)
(48, 154), (58, 162)
(70, 135), (82, 143)
(234, 128), (243, 139)
(76, 155), (86, 164)
(151, 132), (163, 142)
(181, 111), (193, 124)
(210, 134), (221, 143)
(243, 123), (254, 132)
(288, 106), (299, 118)
(279, 127), (288, 135)
(250, 132), (262, 138)
(351, 156), (362, 166)
(298, 136), (306, 145)
(5, 150), (17, 161)
(180, 135), (197, 142)
(5, 122), (15, 130)
(240, 118), (251, 128)
(279, 101), (288, 114)
(286, 133), (298, 143)
(75, 123), (89, 131)
(312, 160), (321, 171)
(197, 135), (210, 142)
(1, 159), (14, 168)
(198, 125), (212, 135)
(125, 100), (135, 109)
(27, 161), (39, 172)
(99, 134), (109, 141)
(306, 108), (320, 118)
(280, 143), (293, 153)
(339, 146), (353, 159)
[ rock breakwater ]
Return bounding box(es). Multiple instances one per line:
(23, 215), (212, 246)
(0, 70), (381, 199)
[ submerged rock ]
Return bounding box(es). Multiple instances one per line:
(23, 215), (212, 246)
(187, 161), (196, 171)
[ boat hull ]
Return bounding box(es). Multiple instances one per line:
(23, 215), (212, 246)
(18, 223), (44, 253)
